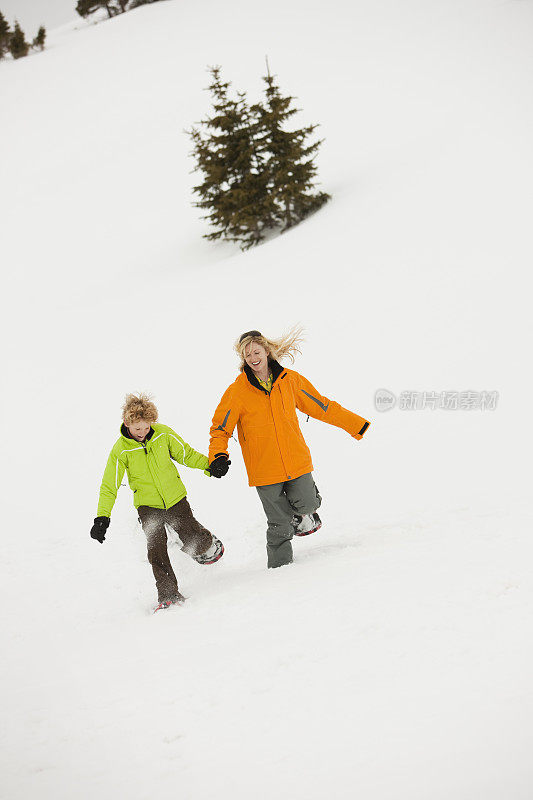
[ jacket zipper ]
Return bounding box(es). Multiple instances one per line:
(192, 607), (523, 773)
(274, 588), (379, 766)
(143, 441), (166, 509)
(268, 388), (291, 479)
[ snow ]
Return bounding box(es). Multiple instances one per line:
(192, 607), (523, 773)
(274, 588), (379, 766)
(2, 0), (533, 797)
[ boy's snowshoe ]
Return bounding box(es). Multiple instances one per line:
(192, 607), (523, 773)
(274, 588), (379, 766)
(193, 535), (224, 565)
(153, 593), (185, 613)
(292, 512), (322, 537)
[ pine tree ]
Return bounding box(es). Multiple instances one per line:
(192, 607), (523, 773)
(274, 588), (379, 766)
(253, 63), (330, 232)
(189, 64), (331, 251)
(9, 21), (29, 59)
(76, 0), (116, 19)
(129, 0), (159, 7)
(32, 25), (46, 51)
(0, 11), (10, 59)
(189, 67), (272, 250)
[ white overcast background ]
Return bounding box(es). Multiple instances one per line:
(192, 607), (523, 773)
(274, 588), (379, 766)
(1, 0), (78, 34)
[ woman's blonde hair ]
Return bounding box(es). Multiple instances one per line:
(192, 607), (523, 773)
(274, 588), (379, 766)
(235, 325), (305, 370)
(122, 393), (158, 425)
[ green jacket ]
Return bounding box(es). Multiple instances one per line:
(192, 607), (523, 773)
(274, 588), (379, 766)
(97, 423), (210, 517)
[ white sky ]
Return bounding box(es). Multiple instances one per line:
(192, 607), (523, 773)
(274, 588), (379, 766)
(1, 0), (78, 35)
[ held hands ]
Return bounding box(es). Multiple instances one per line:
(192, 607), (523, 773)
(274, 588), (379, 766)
(90, 516), (110, 543)
(208, 454), (231, 478)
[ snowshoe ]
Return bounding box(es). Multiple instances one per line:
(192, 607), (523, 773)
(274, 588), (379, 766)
(193, 535), (224, 565)
(292, 512), (322, 537)
(153, 594), (185, 613)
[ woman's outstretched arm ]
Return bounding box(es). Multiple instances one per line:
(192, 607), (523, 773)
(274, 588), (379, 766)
(293, 372), (371, 440)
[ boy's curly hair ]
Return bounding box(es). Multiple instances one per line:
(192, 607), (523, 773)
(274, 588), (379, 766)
(122, 393), (158, 426)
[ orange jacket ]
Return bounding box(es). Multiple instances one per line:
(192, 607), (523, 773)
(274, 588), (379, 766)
(209, 362), (370, 487)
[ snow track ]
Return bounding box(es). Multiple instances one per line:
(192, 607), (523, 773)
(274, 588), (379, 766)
(2, 0), (532, 796)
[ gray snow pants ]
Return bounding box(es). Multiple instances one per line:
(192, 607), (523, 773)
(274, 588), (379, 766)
(256, 473), (322, 568)
(138, 498), (212, 602)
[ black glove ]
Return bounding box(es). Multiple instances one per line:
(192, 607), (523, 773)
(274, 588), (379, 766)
(208, 454), (231, 478)
(90, 516), (110, 543)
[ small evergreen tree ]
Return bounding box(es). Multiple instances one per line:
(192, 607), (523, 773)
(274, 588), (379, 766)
(129, 0), (156, 7)
(189, 64), (330, 250)
(253, 63), (330, 232)
(76, 0), (116, 19)
(189, 67), (272, 250)
(0, 11), (10, 59)
(75, 0), (163, 21)
(9, 21), (29, 59)
(32, 25), (46, 51)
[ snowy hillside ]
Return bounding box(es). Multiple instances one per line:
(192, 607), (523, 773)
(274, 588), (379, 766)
(2, 0), (533, 798)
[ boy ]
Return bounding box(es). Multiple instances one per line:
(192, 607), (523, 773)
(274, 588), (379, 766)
(90, 393), (224, 611)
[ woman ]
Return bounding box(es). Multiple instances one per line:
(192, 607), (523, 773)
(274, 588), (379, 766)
(208, 329), (370, 568)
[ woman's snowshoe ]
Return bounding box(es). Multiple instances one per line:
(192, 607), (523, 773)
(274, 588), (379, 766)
(292, 512), (322, 536)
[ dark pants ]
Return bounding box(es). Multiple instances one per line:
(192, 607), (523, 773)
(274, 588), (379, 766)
(138, 498), (213, 602)
(256, 473), (322, 568)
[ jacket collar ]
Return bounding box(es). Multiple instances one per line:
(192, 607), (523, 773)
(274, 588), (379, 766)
(243, 360), (285, 394)
(120, 423), (155, 443)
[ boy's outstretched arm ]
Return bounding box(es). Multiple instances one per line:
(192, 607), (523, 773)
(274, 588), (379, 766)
(166, 427), (210, 473)
(90, 448), (126, 542)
